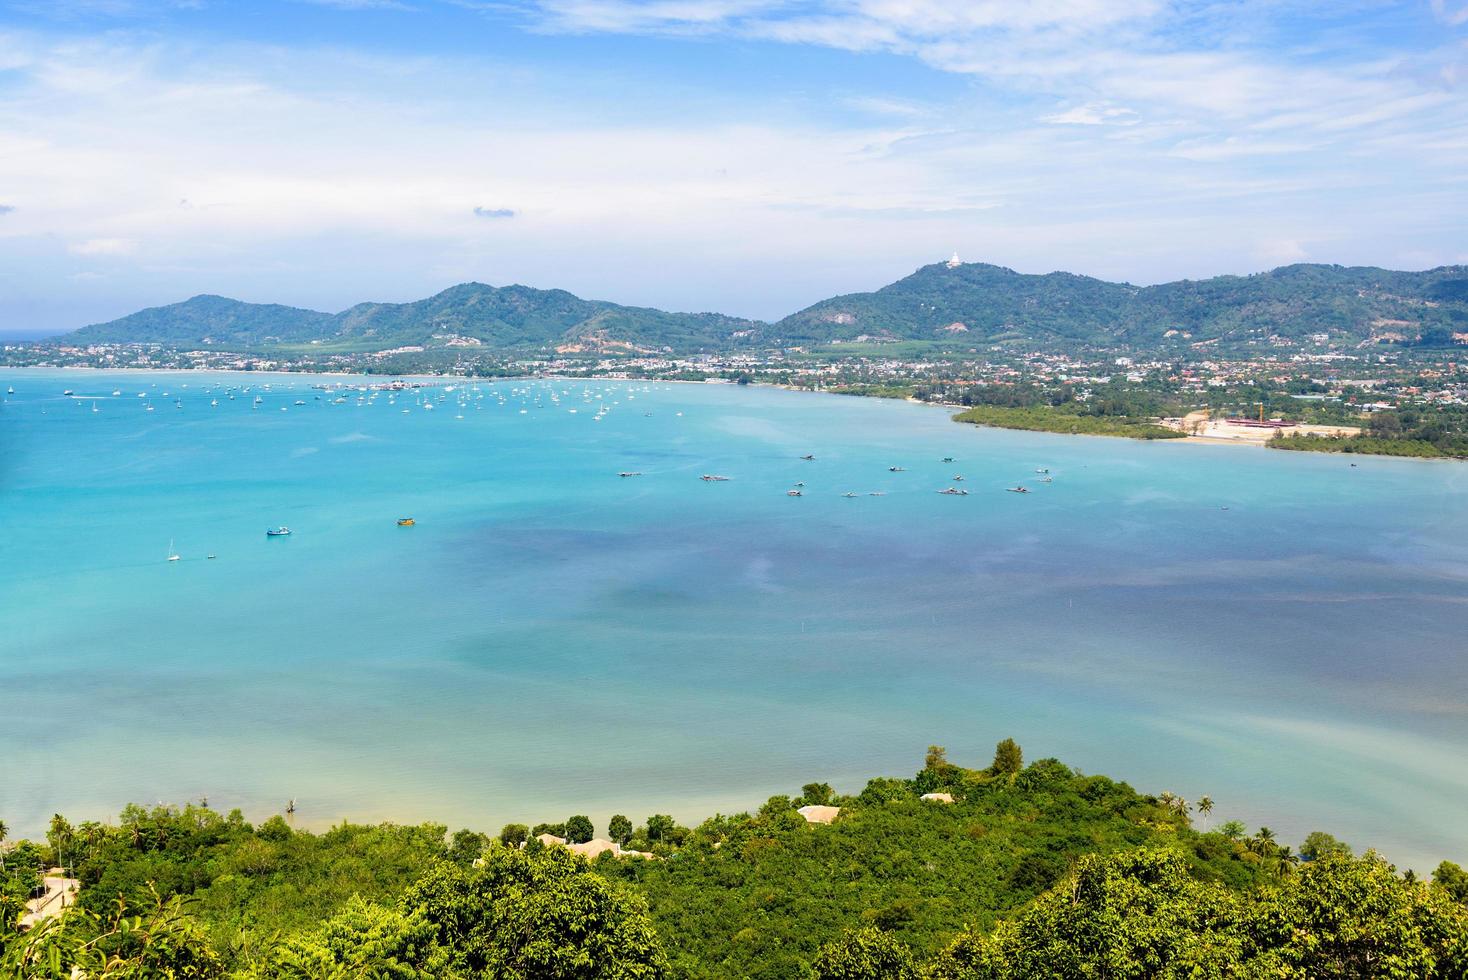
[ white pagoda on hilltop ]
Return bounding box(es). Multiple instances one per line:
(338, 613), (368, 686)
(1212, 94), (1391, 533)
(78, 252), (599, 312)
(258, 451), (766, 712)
(945, 251), (961, 269)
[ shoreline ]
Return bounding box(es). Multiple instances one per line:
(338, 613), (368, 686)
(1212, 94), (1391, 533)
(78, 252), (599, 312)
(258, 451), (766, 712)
(4, 362), (1459, 463)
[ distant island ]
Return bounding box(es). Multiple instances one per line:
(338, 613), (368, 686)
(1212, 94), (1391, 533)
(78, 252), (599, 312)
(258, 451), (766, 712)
(3, 741), (1466, 978)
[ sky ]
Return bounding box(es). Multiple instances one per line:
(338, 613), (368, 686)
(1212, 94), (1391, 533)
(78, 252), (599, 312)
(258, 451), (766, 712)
(0, 0), (1465, 333)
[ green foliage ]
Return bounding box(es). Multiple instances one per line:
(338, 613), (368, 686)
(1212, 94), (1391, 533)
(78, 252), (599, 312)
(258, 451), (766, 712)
(4, 885), (224, 979)
(1435, 861), (1468, 905)
(608, 816), (634, 846)
(954, 405), (1183, 439)
(243, 896), (446, 980)
(989, 739), (1023, 778)
(801, 784), (836, 807)
(809, 927), (919, 980)
(1300, 831), (1352, 863)
(565, 815), (595, 845)
(399, 845), (667, 980)
(498, 824), (529, 848)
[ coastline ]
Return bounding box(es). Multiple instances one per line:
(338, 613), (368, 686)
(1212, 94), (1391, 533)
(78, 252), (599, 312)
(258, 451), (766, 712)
(4, 362), (1459, 463)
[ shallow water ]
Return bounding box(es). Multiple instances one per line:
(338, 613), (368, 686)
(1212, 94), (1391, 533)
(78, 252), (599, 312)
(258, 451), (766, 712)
(2, 368), (1466, 870)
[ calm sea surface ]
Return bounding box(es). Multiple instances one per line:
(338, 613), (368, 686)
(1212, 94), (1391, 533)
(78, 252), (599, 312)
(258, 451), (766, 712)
(2, 368), (1466, 870)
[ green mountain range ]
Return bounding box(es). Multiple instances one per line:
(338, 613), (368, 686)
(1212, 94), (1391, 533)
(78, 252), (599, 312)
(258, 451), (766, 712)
(63, 262), (1468, 355)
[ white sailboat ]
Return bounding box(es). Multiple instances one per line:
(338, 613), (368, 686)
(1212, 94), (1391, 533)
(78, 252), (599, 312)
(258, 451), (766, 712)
(167, 540), (181, 562)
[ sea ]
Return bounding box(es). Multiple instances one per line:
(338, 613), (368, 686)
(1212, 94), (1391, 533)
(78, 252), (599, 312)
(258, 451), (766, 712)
(2, 367), (1466, 871)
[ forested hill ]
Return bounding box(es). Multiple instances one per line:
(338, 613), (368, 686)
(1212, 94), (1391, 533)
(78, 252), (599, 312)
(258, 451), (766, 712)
(61, 262), (1468, 355)
(65, 283), (763, 354)
(5, 743), (1468, 978)
(774, 261), (1468, 350)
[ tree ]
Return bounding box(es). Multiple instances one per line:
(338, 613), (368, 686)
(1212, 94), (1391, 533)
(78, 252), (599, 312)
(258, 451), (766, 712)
(810, 927), (919, 980)
(565, 815), (595, 844)
(0, 819), (6, 872)
(1300, 831), (1352, 863)
(498, 824), (529, 848)
(248, 895), (447, 979)
(401, 845), (668, 979)
(990, 738), (1022, 777)
(801, 783), (835, 806)
(608, 816), (633, 846)
(1435, 861), (1468, 905)
(1196, 797), (1213, 831)
(448, 829), (489, 865)
(3, 884), (224, 979)
(645, 815), (676, 844)
(1217, 820), (1246, 841)
(928, 849), (1245, 979)
(47, 814), (75, 875)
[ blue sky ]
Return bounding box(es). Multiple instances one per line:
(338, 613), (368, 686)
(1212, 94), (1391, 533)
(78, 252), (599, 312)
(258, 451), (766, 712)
(0, 0), (1464, 332)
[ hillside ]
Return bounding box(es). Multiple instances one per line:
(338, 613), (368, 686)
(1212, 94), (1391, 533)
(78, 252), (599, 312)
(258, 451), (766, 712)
(775, 261), (1468, 350)
(61, 262), (1468, 356)
(67, 282), (763, 354)
(4, 743), (1467, 978)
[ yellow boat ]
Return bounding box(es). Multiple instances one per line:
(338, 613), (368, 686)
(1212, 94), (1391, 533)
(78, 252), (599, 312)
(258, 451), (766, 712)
(397, 518), (415, 527)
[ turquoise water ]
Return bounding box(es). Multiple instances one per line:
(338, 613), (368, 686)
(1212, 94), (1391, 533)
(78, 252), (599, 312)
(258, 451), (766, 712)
(2, 367), (1467, 870)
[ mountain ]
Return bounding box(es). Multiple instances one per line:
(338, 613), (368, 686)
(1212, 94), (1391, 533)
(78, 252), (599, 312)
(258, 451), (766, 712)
(67, 282), (763, 354)
(64, 263), (1468, 355)
(774, 261), (1468, 349)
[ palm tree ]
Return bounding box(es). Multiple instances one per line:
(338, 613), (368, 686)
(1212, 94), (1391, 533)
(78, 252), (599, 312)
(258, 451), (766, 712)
(1196, 796), (1214, 831)
(1275, 845), (1299, 877)
(0, 818), (8, 872)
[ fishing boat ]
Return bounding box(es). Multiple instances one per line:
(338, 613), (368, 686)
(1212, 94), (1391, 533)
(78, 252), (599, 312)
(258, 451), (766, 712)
(941, 457), (954, 462)
(397, 518), (415, 527)
(888, 466), (905, 472)
(266, 526), (293, 537)
(701, 474), (730, 482)
(1035, 468), (1050, 474)
(1006, 486), (1029, 494)
(938, 487), (969, 496)
(786, 489), (803, 497)
(618, 472), (642, 478)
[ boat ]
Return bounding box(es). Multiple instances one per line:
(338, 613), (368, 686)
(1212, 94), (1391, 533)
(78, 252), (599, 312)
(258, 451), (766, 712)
(1040, 477), (1053, 483)
(266, 526), (293, 537)
(397, 518), (415, 527)
(1006, 486), (1029, 494)
(800, 454), (815, 460)
(868, 491), (886, 496)
(1035, 468), (1050, 474)
(938, 487), (969, 495)
(63, 389), (74, 396)
(842, 492), (858, 498)
(111, 389), (121, 396)
(786, 489), (803, 497)
(888, 466), (905, 472)
(942, 457), (954, 462)
(167, 539), (180, 562)
(6, 386), (13, 394)
(953, 475), (964, 481)
(618, 472), (642, 478)
(701, 474), (730, 482)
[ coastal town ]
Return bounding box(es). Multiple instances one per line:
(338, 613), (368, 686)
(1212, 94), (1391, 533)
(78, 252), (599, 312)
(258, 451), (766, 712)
(7, 335), (1466, 456)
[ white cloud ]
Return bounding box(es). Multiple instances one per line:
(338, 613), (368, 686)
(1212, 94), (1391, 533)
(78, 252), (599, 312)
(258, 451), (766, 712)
(1043, 102), (1138, 126)
(68, 237), (139, 256)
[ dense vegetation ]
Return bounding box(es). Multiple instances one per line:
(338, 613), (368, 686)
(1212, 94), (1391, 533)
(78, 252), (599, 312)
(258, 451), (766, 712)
(67, 284), (761, 355)
(953, 405), (1182, 439)
(777, 262), (1468, 351)
(1272, 406), (1468, 458)
(4, 744), (1468, 978)
(61, 262), (1468, 357)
